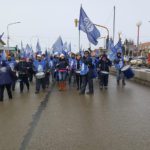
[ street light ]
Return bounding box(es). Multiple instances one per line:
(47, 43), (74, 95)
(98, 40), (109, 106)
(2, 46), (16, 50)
(136, 21), (142, 55)
(7, 21), (21, 48)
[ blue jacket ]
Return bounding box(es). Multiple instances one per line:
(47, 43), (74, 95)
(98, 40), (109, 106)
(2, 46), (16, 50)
(0, 65), (13, 85)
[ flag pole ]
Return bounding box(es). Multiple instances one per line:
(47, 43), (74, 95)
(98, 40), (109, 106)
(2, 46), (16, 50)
(79, 30), (81, 52)
(113, 6), (116, 43)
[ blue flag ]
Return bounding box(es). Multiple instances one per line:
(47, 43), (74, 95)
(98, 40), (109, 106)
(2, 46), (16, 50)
(68, 43), (71, 52)
(52, 36), (63, 54)
(114, 39), (123, 54)
(36, 40), (42, 54)
(107, 39), (116, 61)
(107, 39), (123, 61)
(79, 6), (100, 45)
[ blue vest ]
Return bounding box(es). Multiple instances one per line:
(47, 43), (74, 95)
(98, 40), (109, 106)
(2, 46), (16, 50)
(34, 60), (46, 73)
(80, 61), (89, 75)
(69, 58), (77, 70)
(115, 57), (124, 70)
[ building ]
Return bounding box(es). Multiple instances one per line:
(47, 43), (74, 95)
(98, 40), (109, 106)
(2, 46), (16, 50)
(139, 42), (150, 51)
(139, 42), (150, 56)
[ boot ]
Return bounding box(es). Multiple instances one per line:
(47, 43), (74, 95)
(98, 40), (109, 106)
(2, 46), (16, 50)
(63, 81), (66, 90)
(59, 82), (62, 91)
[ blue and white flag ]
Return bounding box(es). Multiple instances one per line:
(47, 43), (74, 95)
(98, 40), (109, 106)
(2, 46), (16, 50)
(79, 6), (100, 45)
(52, 36), (63, 54)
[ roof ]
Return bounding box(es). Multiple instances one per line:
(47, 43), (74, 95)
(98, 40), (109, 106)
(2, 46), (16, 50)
(138, 42), (150, 50)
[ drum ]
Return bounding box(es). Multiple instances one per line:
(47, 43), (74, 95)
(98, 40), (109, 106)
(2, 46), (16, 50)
(121, 65), (134, 79)
(35, 72), (45, 79)
(101, 71), (109, 75)
(75, 70), (80, 74)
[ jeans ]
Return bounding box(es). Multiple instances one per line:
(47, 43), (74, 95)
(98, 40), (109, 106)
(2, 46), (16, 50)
(80, 73), (94, 94)
(58, 71), (67, 81)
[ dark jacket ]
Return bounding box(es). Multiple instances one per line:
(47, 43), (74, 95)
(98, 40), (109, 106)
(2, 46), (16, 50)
(98, 59), (112, 72)
(82, 56), (94, 70)
(57, 58), (68, 70)
(15, 61), (29, 77)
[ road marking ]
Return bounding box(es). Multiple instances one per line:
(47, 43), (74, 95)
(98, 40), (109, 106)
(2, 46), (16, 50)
(19, 82), (55, 150)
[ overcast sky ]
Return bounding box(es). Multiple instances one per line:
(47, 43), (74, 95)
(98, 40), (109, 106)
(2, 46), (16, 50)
(0, 0), (150, 51)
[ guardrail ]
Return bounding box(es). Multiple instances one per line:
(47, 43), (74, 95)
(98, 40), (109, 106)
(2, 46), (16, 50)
(110, 66), (150, 86)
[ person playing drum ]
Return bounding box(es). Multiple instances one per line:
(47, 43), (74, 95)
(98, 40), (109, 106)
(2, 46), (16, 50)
(33, 54), (47, 94)
(98, 54), (112, 89)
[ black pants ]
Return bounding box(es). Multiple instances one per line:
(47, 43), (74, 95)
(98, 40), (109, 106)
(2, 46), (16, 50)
(80, 73), (93, 94)
(68, 70), (76, 85)
(45, 73), (50, 88)
(12, 80), (16, 91)
(76, 73), (82, 89)
(28, 70), (34, 82)
(19, 76), (29, 92)
(0, 84), (12, 101)
(99, 74), (109, 87)
(36, 78), (46, 92)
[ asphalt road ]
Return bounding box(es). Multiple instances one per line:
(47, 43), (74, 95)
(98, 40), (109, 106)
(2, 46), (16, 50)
(0, 76), (150, 150)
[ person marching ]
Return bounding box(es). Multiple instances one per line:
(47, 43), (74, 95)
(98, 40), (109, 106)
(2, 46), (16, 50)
(53, 52), (60, 85)
(56, 54), (68, 91)
(68, 53), (77, 86)
(27, 58), (34, 83)
(98, 54), (112, 89)
(15, 57), (30, 93)
(34, 54), (47, 94)
(114, 52), (125, 86)
(75, 53), (82, 90)
(0, 60), (13, 101)
(79, 50), (94, 95)
(7, 55), (17, 91)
